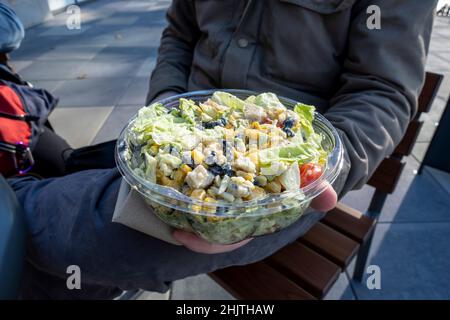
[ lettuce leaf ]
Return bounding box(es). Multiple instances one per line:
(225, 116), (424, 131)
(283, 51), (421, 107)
(294, 103), (315, 137)
(179, 98), (200, 124)
(138, 103), (168, 119)
(254, 92), (285, 110)
(143, 151), (157, 183)
(211, 91), (245, 111)
(259, 143), (323, 166)
(279, 162), (301, 191)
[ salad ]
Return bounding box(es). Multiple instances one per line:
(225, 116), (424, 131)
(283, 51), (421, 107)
(120, 91), (335, 244)
(127, 91), (327, 203)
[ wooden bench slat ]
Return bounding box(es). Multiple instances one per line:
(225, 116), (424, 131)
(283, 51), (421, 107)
(210, 262), (316, 300)
(322, 202), (376, 243)
(298, 222), (360, 269)
(367, 157), (405, 194)
(266, 242), (341, 298)
(418, 72), (443, 113)
(393, 120), (423, 156)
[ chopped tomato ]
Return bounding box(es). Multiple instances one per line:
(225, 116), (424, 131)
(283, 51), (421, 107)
(299, 163), (323, 187)
(263, 118), (273, 124)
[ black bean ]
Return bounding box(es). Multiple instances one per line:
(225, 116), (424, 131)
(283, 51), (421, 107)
(223, 164), (234, 176)
(209, 164), (224, 176)
(216, 207), (226, 216)
(222, 140), (229, 152)
(284, 118), (295, 128)
(202, 121), (216, 129)
(283, 128), (295, 137)
(203, 118), (227, 129)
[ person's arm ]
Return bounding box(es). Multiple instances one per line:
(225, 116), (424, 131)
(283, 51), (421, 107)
(325, 0), (436, 195)
(146, 0), (200, 105)
(8, 169), (327, 297)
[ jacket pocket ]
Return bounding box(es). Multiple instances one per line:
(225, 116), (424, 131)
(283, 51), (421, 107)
(259, 0), (356, 96)
(279, 0), (356, 14)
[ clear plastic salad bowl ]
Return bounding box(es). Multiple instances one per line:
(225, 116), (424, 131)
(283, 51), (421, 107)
(116, 90), (344, 244)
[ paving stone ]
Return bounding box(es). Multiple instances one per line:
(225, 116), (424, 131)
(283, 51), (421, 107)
(48, 106), (113, 148)
(350, 222), (450, 300)
(53, 77), (133, 107)
(93, 105), (141, 144)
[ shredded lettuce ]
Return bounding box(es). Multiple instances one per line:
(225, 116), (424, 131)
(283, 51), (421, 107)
(245, 95), (256, 104)
(138, 103), (168, 119)
(254, 92), (284, 110)
(198, 102), (217, 118)
(179, 98), (200, 124)
(211, 91), (245, 111)
(279, 162), (301, 191)
(294, 103), (315, 137)
(143, 151), (157, 183)
(258, 143), (323, 166)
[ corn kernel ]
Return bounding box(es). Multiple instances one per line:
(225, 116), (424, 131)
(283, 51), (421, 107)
(236, 170), (254, 181)
(173, 169), (185, 183)
(274, 108), (284, 116)
(233, 149), (243, 160)
(254, 175), (267, 187)
(180, 164), (192, 174)
(161, 176), (180, 190)
(207, 187), (218, 197)
(248, 142), (258, 153)
(156, 169), (164, 180)
(204, 197), (217, 215)
(245, 129), (259, 141)
(247, 152), (259, 171)
(245, 186), (266, 200)
(192, 149), (204, 165)
(206, 215), (220, 222)
(266, 181), (282, 193)
(251, 122), (261, 130)
(191, 189), (206, 200)
(150, 144), (159, 155)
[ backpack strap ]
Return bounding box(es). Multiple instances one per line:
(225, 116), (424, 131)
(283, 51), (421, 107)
(0, 64), (27, 86)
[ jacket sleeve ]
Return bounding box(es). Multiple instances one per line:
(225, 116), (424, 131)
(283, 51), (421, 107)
(146, 0), (200, 104)
(325, 0), (436, 195)
(8, 169), (324, 297)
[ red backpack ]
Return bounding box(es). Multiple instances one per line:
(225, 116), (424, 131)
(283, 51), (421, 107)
(0, 68), (58, 177)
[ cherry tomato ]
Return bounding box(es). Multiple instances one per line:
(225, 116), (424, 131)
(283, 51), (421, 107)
(300, 163), (323, 187)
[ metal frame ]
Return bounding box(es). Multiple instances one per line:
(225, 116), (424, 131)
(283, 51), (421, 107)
(353, 190), (388, 281)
